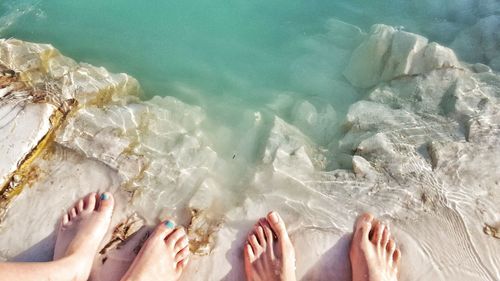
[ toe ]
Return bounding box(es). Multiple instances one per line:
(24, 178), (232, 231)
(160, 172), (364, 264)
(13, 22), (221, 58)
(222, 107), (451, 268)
(266, 211), (289, 241)
(150, 220), (176, 240)
(371, 221), (384, 245)
(165, 228), (186, 250)
(61, 213), (69, 226)
(76, 199), (84, 214)
(256, 225), (266, 247)
(97, 192), (114, 213)
(262, 223), (274, 244)
(249, 234), (261, 254)
(176, 257), (189, 275)
(353, 213), (373, 242)
(83, 192), (97, 211)
(174, 235), (189, 253)
(69, 207), (77, 219)
(258, 218), (275, 244)
(244, 243), (255, 262)
(381, 227), (390, 249)
(262, 223), (275, 259)
(393, 248), (401, 267)
(354, 213), (374, 232)
(387, 239), (396, 258)
(175, 245), (190, 262)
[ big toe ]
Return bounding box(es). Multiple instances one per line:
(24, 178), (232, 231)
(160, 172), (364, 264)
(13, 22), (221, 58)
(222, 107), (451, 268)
(353, 213), (374, 241)
(150, 220), (176, 240)
(354, 213), (374, 229)
(266, 211), (288, 239)
(97, 192), (114, 214)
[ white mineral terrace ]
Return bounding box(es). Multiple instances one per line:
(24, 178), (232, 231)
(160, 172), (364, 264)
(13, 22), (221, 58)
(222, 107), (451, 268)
(0, 24), (499, 281)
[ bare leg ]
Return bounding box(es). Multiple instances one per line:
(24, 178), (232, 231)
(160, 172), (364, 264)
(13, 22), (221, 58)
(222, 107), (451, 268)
(244, 211), (296, 281)
(0, 257), (85, 281)
(350, 213), (401, 281)
(0, 192), (114, 281)
(120, 221), (190, 281)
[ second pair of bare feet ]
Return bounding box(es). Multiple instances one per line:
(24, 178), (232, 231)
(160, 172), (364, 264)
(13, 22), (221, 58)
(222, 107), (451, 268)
(244, 212), (401, 281)
(53, 192), (189, 281)
(54, 192), (400, 281)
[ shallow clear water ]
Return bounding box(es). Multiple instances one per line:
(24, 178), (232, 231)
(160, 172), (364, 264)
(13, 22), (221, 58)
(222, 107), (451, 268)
(0, 0), (497, 167)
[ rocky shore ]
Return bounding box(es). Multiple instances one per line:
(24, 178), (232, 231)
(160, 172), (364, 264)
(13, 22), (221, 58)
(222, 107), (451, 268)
(0, 24), (499, 280)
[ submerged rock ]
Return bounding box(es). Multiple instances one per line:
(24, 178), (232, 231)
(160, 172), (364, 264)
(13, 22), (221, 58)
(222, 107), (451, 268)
(344, 24), (460, 88)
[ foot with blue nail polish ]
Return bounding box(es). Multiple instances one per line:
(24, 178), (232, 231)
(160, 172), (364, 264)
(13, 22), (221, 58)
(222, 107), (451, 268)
(244, 211), (296, 281)
(121, 220), (190, 281)
(53, 192), (114, 281)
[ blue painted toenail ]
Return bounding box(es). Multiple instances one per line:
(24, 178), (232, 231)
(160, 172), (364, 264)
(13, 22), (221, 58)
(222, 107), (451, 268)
(165, 220), (175, 229)
(100, 193), (109, 200)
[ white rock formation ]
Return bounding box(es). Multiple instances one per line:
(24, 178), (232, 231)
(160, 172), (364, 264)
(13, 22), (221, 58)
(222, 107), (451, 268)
(344, 24), (461, 88)
(0, 22), (499, 281)
(0, 102), (55, 192)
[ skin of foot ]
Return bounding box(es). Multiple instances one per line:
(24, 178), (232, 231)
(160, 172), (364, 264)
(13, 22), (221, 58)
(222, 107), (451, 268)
(120, 221), (190, 281)
(349, 213), (401, 281)
(0, 192), (114, 281)
(90, 226), (151, 281)
(244, 211), (297, 281)
(53, 192), (115, 281)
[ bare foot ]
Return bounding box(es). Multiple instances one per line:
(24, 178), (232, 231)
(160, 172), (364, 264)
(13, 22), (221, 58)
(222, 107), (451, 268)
(349, 213), (401, 281)
(121, 221), (190, 281)
(244, 211), (296, 281)
(90, 227), (151, 281)
(53, 192), (115, 281)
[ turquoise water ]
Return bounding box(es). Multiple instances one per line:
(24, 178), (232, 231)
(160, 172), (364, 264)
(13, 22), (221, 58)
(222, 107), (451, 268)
(0, 0), (465, 99)
(0, 0), (494, 167)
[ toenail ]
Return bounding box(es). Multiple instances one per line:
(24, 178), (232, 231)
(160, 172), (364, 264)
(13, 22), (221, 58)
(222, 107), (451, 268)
(164, 220), (175, 229)
(100, 193), (109, 200)
(269, 212), (279, 224)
